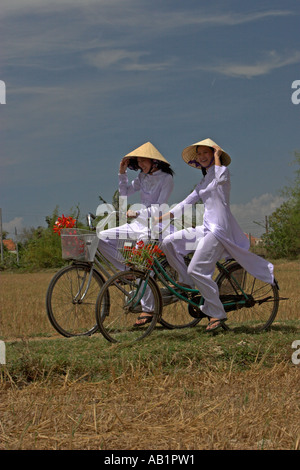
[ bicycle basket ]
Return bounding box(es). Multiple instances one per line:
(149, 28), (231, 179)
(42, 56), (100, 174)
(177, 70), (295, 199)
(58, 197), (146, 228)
(61, 228), (98, 262)
(117, 239), (165, 270)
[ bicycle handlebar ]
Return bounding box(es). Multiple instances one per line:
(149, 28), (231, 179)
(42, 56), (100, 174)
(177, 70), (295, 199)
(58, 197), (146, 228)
(86, 212), (96, 230)
(88, 210), (127, 233)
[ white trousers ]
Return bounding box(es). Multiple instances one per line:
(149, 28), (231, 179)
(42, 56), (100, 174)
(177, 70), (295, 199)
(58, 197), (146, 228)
(98, 222), (155, 313)
(162, 228), (228, 319)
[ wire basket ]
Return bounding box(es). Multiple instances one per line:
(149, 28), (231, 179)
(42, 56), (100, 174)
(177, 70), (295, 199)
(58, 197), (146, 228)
(117, 239), (165, 270)
(61, 228), (98, 262)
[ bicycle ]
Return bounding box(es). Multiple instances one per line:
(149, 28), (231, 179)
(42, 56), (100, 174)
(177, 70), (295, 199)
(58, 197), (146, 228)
(95, 235), (285, 343)
(45, 212), (192, 337)
(46, 212), (120, 337)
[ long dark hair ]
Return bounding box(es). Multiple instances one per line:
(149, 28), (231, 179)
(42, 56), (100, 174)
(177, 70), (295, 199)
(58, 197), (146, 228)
(128, 158), (174, 176)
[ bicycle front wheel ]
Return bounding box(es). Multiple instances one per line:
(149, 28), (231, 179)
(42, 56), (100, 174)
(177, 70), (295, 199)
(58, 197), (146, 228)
(216, 262), (279, 332)
(46, 263), (106, 337)
(95, 269), (162, 343)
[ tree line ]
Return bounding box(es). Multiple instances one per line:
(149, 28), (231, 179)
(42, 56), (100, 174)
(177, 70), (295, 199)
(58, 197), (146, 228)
(262, 151), (300, 259)
(1, 153), (299, 270)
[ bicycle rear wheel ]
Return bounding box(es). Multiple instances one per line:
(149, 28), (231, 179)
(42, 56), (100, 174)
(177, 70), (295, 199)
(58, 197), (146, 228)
(216, 262), (279, 332)
(95, 269), (162, 343)
(46, 263), (106, 337)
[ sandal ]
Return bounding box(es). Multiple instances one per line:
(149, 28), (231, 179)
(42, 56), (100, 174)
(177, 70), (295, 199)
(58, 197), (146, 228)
(133, 314), (153, 327)
(206, 318), (227, 332)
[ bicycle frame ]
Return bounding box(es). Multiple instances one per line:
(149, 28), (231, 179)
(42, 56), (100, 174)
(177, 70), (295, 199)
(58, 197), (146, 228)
(128, 256), (254, 313)
(65, 211), (122, 301)
(152, 259), (202, 308)
(70, 210), (161, 302)
(84, 212), (258, 313)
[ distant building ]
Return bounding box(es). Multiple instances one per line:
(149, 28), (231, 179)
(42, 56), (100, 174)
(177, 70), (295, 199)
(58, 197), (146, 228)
(3, 239), (17, 253)
(245, 234), (262, 246)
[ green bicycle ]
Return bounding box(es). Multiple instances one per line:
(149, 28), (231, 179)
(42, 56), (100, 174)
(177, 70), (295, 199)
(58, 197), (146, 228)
(95, 237), (283, 343)
(45, 212), (193, 337)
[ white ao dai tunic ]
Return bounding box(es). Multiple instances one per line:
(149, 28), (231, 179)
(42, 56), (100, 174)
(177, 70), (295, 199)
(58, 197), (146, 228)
(163, 165), (274, 319)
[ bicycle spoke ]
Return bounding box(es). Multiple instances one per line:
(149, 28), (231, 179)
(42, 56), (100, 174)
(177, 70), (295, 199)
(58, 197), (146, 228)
(96, 270), (162, 343)
(217, 263), (279, 332)
(46, 264), (105, 337)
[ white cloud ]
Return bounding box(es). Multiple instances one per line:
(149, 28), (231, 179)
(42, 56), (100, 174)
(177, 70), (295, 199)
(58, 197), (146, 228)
(0, 0), (107, 16)
(1, 2), (293, 27)
(231, 193), (286, 236)
(85, 48), (175, 71)
(3, 217), (24, 235)
(163, 9), (293, 28)
(199, 50), (300, 79)
(86, 49), (141, 69)
(1, 4), (296, 77)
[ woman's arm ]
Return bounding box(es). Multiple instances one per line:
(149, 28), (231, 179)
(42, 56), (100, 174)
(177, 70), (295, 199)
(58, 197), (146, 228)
(155, 174), (174, 206)
(211, 148), (230, 185)
(136, 173), (174, 221)
(214, 148), (222, 167)
(119, 158), (141, 197)
(155, 211), (174, 223)
(155, 186), (200, 223)
(119, 157), (129, 174)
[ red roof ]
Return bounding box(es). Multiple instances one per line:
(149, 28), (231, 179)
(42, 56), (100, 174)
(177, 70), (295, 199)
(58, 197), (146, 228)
(3, 239), (16, 251)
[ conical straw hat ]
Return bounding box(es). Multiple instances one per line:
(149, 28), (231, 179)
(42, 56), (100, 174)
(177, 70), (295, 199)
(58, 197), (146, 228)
(124, 141), (170, 164)
(182, 138), (231, 168)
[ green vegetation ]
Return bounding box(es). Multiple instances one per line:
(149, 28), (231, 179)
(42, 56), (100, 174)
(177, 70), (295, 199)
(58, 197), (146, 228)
(1, 206), (82, 270)
(1, 259), (299, 451)
(3, 322), (299, 386)
(0, 192), (121, 271)
(262, 151), (300, 259)
(2, 153), (299, 271)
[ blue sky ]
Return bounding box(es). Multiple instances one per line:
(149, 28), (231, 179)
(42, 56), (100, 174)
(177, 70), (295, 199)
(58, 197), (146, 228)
(1, 0), (299, 238)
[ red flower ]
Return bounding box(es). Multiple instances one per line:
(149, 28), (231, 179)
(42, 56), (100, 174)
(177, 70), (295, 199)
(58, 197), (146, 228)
(53, 214), (76, 236)
(121, 240), (165, 268)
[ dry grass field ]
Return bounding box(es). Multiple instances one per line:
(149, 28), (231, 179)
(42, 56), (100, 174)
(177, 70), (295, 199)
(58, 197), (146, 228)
(0, 260), (299, 450)
(1, 362), (299, 450)
(1, 260), (299, 340)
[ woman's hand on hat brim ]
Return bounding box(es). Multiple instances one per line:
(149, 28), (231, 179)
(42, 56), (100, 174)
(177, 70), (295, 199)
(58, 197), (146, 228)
(120, 157), (130, 174)
(214, 148), (222, 166)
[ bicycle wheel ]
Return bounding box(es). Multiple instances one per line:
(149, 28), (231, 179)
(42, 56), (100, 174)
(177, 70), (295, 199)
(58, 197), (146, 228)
(95, 269), (162, 343)
(46, 263), (106, 337)
(155, 258), (201, 329)
(216, 262), (279, 332)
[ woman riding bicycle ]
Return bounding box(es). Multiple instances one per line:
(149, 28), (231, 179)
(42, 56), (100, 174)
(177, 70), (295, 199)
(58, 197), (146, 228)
(158, 138), (275, 332)
(98, 141), (175, 326)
